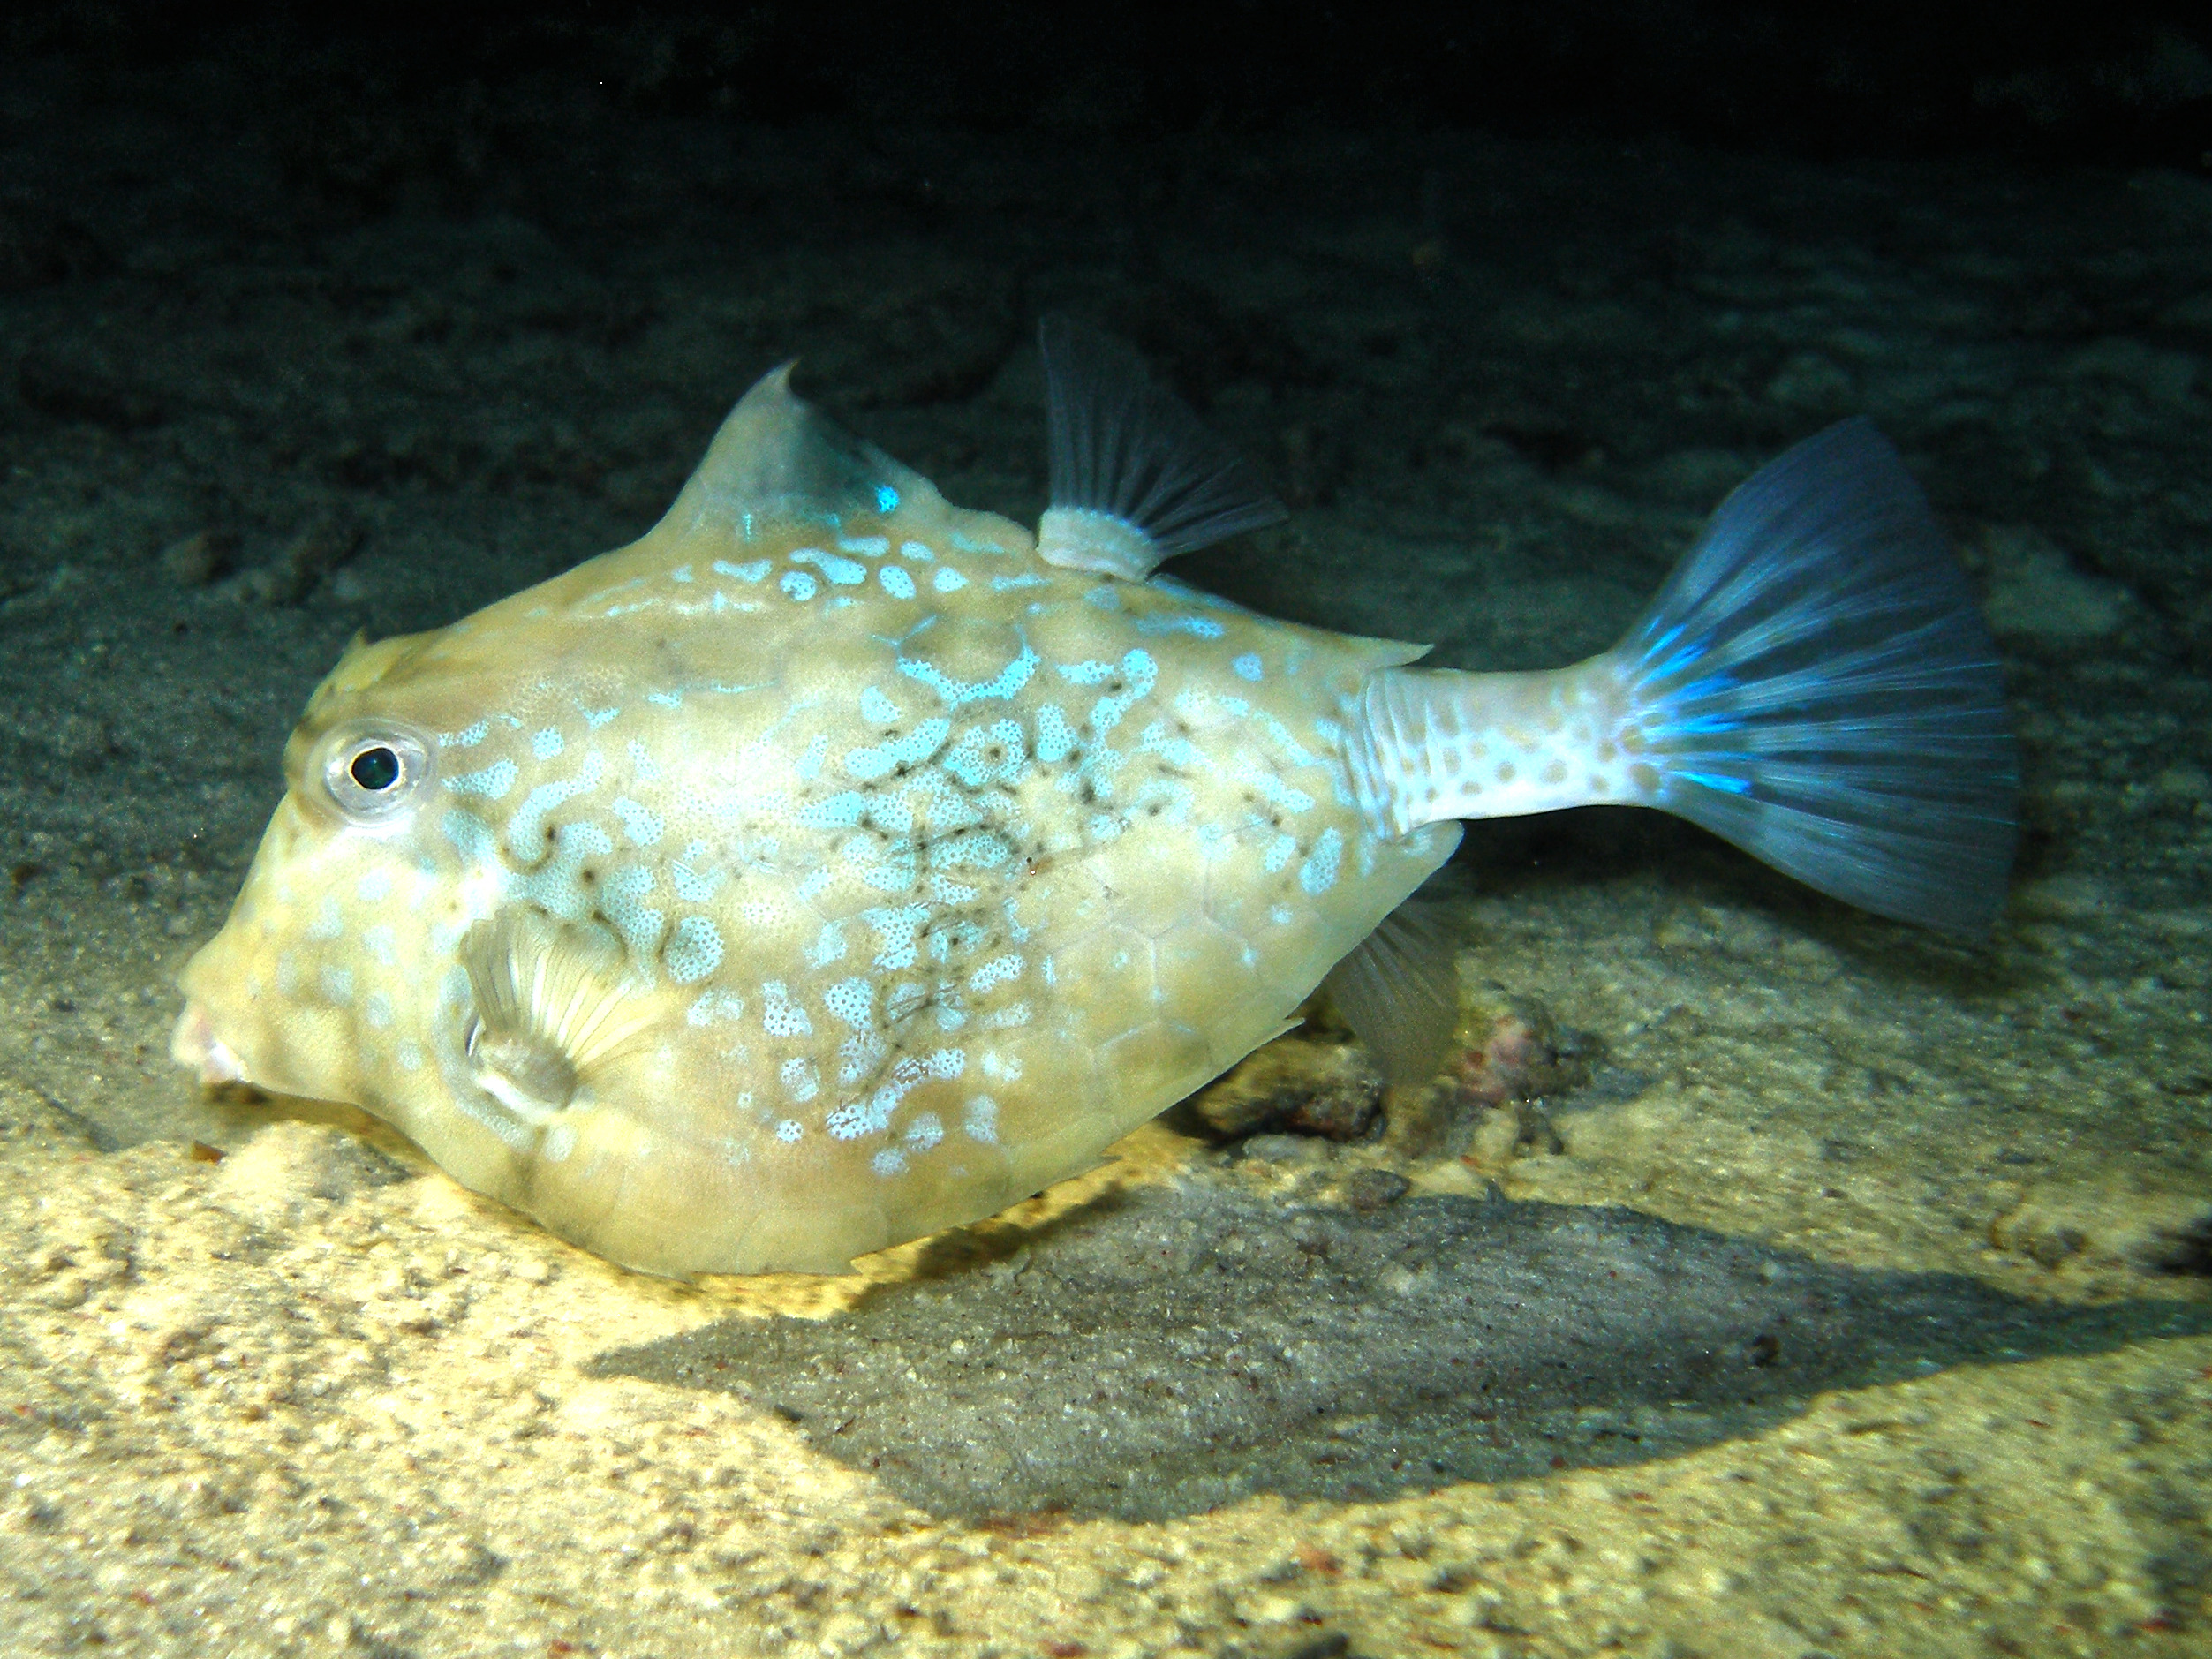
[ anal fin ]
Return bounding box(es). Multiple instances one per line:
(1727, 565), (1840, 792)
(1322, 902), (1462, 1089)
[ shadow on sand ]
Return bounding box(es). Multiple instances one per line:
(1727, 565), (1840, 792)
(593, 1181), (2209, 1524)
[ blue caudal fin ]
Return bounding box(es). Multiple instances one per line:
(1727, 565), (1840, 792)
(1619, 418), (2018, 933)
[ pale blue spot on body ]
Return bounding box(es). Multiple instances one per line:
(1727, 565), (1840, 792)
(864, 904), (931, 971)
(805, 921), (847, 968)
(1136, 612), (1225, 638)
(824, 977), (874, 1029)
(448, 758), (518, 800)
(516, 821), (615, 921)
(1134, 723), (1203, 771)
(852, 839), (918, 894)
(686, 990), (744, 1026)
(761, 982), (812, 1037)
(941, 720), (1029, 788)
(798, 791), (867, 831)
(963, 1096), (999, 1144)
(845, 718), (952, 781)
(1299, 826), (1345, 894)
(791, 733), (830, 782)
(612, 797), (663, 848)
(504, 754), (607, 856)
(599, 866), (665, 961)
(879, 565), (917, 600)
(932, 830), (1013, 871)
(968, 953), (1023, 992)
(665, 916), (724, 983)
(1238, 765), (1316, 816)
(442, 808), (498, 863)
(670, 859), (725, 903)
(898, 644), (1038, 708)
(932, 567), (968, 592)
(1034, 705), (1077, 764)
(781, 570), (818, 600)
(797, 548), (868, 585)
(837, 1032), (887, 1086)
(1233, 652), (1265, 682)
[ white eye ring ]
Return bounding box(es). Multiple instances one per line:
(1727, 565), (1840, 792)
(321, 725), (434, 824)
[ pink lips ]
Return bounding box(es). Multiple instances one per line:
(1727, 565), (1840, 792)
(170, 1002), (246, 1087)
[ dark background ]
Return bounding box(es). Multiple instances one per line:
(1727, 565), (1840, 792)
(9, 1), (2212, 178)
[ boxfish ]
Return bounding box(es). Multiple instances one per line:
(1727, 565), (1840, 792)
(172, 318), (2017, 1276)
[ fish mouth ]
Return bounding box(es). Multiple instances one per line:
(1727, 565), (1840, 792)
(170, 1001), (248, 1089)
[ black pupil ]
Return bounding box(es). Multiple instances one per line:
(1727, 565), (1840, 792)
(349, 746), (402, 792)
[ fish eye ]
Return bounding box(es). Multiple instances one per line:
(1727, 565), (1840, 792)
(319, 724), (434, 825)
(350, 746), (401, 791)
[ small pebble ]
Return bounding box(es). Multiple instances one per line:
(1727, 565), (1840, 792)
(157, 530), (219, 585)
(1338, 1168), (1410, 1213)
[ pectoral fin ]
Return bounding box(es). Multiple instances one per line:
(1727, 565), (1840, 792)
(458, 909), (654, 1127)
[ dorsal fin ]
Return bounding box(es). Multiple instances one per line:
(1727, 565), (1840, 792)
(1322, 901), (1462, 1089)
(652, 363), (947, 539)
(1036, 315), (1287, 580)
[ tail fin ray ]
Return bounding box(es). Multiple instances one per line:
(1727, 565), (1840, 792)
(1626, 419), (2015, 932)
(1346, 419), (2019, 935)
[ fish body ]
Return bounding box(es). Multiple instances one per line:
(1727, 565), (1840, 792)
(176, 322), (2016, 1276)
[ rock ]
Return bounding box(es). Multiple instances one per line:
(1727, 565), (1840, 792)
(1187, 1037), (1384, 1142)
(158, 531), (222, 586)
(1447, 1005), (1593, 1112)
(241, 515), (365, 606)
(1335, 1167), (1411, 1213)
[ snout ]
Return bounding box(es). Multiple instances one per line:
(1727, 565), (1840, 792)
(170, 1000), (248, 1087)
